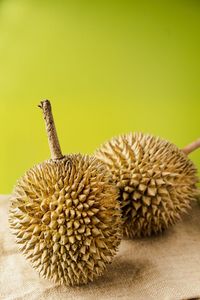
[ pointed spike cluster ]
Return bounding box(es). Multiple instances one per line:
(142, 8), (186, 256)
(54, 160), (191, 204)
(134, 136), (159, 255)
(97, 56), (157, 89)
(95, 132), (199, 237)
(9, 154), (122, 286)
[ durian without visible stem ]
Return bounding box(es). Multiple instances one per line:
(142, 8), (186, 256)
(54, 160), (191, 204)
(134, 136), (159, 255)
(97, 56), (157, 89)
(9, 100), (121, 286)
(95, 132), (199, 238)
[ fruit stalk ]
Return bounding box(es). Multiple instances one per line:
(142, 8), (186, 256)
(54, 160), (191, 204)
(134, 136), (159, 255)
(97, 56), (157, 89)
(182, 138), (200, 155)
(39, 100), (64, 160)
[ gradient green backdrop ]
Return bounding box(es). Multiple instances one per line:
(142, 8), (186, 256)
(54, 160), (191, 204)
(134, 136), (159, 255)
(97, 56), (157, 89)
(0, 0), (200, 194)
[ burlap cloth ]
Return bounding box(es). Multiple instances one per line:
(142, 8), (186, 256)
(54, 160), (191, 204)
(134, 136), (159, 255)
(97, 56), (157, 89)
(1, 195), (200, 300)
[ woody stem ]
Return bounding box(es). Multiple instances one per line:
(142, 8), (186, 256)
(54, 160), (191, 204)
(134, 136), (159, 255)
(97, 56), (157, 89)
(182, 139), (200, 155)
(38, 100), (64, 160)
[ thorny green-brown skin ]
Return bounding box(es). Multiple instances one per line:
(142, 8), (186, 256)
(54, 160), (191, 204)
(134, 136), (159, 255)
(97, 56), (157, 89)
(9, 154), (122, 286)
(95, 132), (199, 238)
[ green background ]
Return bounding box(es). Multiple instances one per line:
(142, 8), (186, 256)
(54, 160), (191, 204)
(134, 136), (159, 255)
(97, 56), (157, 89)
(0, 0), (200, 194)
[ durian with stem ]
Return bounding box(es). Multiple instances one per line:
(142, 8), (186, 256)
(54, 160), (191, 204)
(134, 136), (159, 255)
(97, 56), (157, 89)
(9, 100), (122, 286)
(95, 132), (200, 238)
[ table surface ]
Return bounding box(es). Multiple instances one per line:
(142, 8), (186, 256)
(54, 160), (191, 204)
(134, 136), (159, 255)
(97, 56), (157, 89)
(1, 195), (200, 300)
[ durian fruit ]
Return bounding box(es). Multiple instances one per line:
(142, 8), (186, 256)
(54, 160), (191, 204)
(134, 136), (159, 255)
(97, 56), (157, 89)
(9, 100), (122, 286)
(95, 132), (200, 238)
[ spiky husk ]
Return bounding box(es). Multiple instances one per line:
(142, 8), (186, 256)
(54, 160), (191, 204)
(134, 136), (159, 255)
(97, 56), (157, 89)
(9, 154), (121, 286)
(95, 133), (199, 238)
